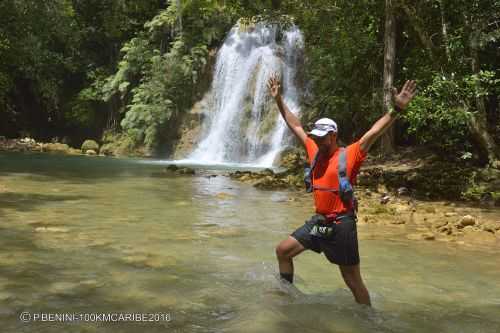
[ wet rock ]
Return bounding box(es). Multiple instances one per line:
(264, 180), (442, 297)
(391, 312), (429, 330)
(481, 222), (500, 234)
(178, 167), (195, 175)
(165, 164), (179, 172)
(458, 215), (476, 227)
(85, 149), (97, 156)
(390, 218), (406, 225)
(462, 228), (497, 244)
(377, 184), (388, 194)
(435, 220), (449, 229)
(423, 233), (435, 241)
(380, 195), (391, 204)
(41, 143), (70, 153)
(397, 187), (409, 196)
(81, 139), (99, 152)
(67, 148), (82, 155)
(259, 168), (275, 177)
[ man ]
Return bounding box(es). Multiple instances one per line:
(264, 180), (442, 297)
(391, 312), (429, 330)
(267, 74), (416, 306)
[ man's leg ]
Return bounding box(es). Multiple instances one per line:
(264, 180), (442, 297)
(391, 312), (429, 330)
(275, 236), (306, 283)
(339, 264), (371, 306)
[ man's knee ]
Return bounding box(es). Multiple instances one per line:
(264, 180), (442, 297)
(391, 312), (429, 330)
(275, 237), (303, 260)
(275, 242), (290, 260)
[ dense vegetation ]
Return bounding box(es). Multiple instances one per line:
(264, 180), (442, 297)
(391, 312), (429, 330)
(1, 0), (499, 164)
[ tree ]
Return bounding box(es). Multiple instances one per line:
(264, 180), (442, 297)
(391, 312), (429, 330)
(381, 0), (397, 154)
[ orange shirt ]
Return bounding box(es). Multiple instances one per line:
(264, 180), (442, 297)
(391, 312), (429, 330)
(305, 137), (367, 215)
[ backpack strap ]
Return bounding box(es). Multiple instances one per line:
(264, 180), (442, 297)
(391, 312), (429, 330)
(338, 147), (347, 180)
(338, 148), (358, 212)
(310, 150), (320, 170)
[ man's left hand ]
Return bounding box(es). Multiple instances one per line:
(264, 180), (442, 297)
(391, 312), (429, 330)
(392, 80), (417, 110)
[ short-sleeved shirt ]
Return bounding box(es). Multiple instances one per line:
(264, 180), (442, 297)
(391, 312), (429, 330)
(305, 137), (367, 215)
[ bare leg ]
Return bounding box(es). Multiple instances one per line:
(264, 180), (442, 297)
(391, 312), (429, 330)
(339, 264), (371, 306)
(275, 236), (306, 283)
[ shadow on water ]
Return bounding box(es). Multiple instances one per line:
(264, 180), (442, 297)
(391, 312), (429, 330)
(0, 192), (91, 212)
(0, 152), (162, 183)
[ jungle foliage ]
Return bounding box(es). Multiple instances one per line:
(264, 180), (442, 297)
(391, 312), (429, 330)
(0, 0), (499, 162)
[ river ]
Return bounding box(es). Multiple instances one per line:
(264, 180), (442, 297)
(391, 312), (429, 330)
(0, 152), (499, 332)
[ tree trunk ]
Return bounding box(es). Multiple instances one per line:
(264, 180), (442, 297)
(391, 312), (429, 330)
(381, 0), (396, 155)
(398, 1), (436, 63)
(439, 0), (451, 62)
(468, 29), (499, 164)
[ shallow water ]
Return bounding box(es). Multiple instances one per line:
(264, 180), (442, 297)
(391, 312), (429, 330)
(0, 152), (499, 333)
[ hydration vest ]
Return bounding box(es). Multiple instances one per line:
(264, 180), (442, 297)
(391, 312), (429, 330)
(304, 148), (356, 210)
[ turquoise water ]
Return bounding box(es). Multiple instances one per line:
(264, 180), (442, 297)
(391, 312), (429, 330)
(0, 152), (499, 332)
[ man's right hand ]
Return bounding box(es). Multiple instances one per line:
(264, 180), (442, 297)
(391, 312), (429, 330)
(267, 73), (281, 99)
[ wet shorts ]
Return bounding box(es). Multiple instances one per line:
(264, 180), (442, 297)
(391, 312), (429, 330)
(291, 214), (359, 266)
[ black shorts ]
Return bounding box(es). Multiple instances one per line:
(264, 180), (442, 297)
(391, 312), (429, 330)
(291, 214), (359, 266)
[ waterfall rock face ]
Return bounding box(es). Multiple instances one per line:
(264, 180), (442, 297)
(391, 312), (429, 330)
(188, 23), (304, 167)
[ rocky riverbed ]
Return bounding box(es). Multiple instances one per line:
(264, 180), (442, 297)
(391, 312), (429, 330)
(228, 148), (500, 249)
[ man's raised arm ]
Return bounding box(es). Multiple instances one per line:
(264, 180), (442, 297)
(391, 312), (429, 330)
(360, 80), (417, 152)
(267, 74), (307, 147)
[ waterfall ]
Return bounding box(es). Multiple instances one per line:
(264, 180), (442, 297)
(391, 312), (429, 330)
(187, 22), (304, 167)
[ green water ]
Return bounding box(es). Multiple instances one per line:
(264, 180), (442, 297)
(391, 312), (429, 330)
(1, 152), (499, 333)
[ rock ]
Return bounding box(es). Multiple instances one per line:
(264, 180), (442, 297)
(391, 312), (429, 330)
(239, 174), (253, 183)
(67, 148), (81, 155)
(259, 168), (275, 176)
(165, 164), (179, 172)
(177, 167), (195, 175)
(380, 195), (391, 204)
(491, 160), (500, 169)
(81, 139), (99, 152)
(481, 222), (499, 234)
(42, 143), (70, 153)
(397, 187), (409, 196)
(390, 219), (406, 225)
(423, 233), (435, 241)
(445, 212), (458, 217)
(462, 229), (497, 244)
(377, 184), (388, 194)
(458, 215), (476, 227)
(85, 149), (96, 156)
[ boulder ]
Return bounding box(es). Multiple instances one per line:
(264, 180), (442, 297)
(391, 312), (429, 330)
(85, 149), (96, 156)
(42, 143), (70, 154)
(81, 139), (99, 153)
(458, 215), (476, 227)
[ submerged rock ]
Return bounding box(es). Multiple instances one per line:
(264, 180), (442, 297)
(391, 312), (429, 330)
(164, 165), (195, 175)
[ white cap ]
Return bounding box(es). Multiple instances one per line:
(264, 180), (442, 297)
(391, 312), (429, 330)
(308, 118), (338, 137)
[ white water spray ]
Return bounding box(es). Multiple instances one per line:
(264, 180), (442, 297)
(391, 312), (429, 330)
(187, 23), (304, 168)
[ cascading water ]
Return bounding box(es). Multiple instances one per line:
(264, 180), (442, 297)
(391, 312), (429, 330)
(186, 22), (304, 167)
